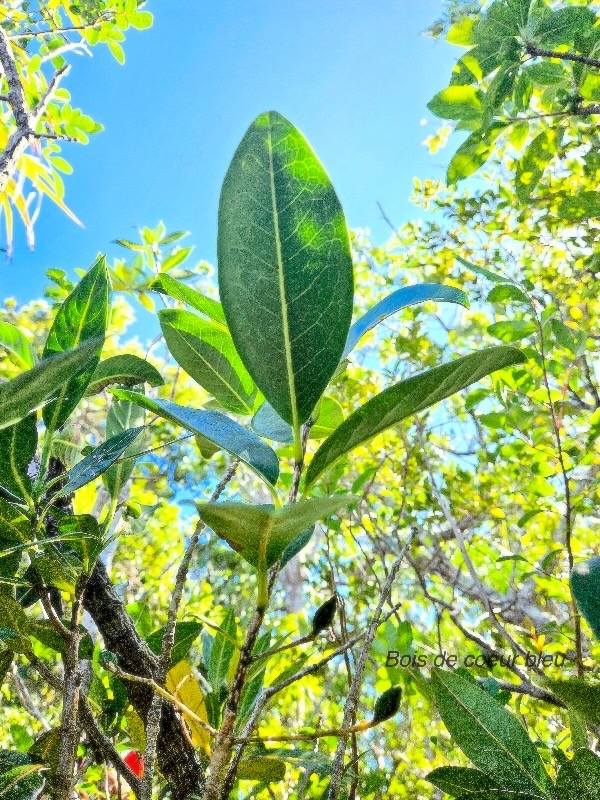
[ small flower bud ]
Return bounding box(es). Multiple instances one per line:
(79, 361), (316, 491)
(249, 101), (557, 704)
(372, 686), (402, 724)
(311, 596), (337, 636)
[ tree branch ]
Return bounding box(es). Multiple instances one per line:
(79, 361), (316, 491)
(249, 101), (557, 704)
(525, 42), (600, 70)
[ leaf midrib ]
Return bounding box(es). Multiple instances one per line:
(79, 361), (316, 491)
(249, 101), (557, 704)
(267, 118), (298, 437)
(437, 673), (549, 798)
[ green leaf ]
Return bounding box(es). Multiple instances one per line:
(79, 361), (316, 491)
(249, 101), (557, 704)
(487, 320), (537, 342)
(558, 192), (600, 222)
(0, 416), (37, 501)
(487, 284), (530, 305)
(305, 346), (526, 488)
(57, 427), (144, 496)
(343, 283), (469, 359)
(31, 546), (80, 594)
(0, 340), (102, 431)
(0, 751), (45, 800)
(556, 749), (600, 800)
(427, 766), (509, 796)
(516, 129), (563, 202)
(534, 7), (596, 48)
(545, 678), (600, 727)
(456, 255), (510, 284)
(0, 593), (29, 636)
(28, 619), (93, 659)
(110, 391), (279, 487)
(447, 16), (475, 46)
(159, 309), (255, 414)
(447, 124), (505, 184)
(251, 396), (344, 444)
(524, 62), (566, 86)
(428, 86), (483, 120)
(430, 669), (552, 796)
(0, 323), (34, 370)
(237, 632), (271, 730)
(85, 355), (164, 395)
(146, 621), (203, 667)
(0, 499), (30, 582)
(149, 275), (226, 325)
(0, 652), (12, 687)
(208, 608), (236, 692)
(571, 558), (600, 641)
(42, 256), (110, 431)
(238, 756), (286, 782)
(198, 495), (355, 570)
(218, 111), (354, 431)
(103, 397), (146, 500)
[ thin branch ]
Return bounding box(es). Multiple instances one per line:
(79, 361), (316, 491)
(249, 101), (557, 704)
(10, 665), (51, 730)
(140, 460), (239, 800)
(525, 42), (600, 70)
(7, 14), (113, 39)
(328, 529), (415, 800)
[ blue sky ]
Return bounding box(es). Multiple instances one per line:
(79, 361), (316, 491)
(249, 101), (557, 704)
(1, 0), (456, 314)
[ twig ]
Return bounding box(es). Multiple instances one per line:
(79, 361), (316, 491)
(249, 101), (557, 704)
(327, 529), (415, 800)
(10, 665), (51, 730)
(140, 460), (239, 800)
(525, 42), (600, 70)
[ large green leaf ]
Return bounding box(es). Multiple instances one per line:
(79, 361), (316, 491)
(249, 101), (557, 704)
(342, 283), (469, 359)
(149, 274), (226, 325)
(159, 309), (255, 414)
(0, 323), (34, 371)
(0, 340), (101, 431)
(85, 354), (164, 395)
(431, 669), (552, 796)
(110, 390), (279, 487)
(103, 396), (146, 500)
(571, 558), (600, 641)
(218, 111), (354, 433)
(305, 346), (526, 488)
(0, 416), (37, 501)
(556, 749), (600, 800)
(28, 619), (93, 659)
(0, 499), (29, 582)
(198, 495), (354, 570)
(447, 123), (505, 184)
(533, 7), (596, 48)
(427, 766), (513, 796)
(57, 427), (145, 496)
(42, 256), (110, 431)
(545, 677), (600, 727)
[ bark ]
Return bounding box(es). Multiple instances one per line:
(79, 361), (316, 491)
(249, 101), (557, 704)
(83, 561), (205, 798)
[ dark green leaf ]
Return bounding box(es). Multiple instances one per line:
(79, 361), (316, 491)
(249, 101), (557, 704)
(146, 621), (203, 666)
(546, 678), (600, 727)
(149, 274), (226, 325)
(198, 496), (355, 570)
(343, 283), (469, 359)
(556, 748), (600, 800)
(372, 686), (402, 723)
(306, 346), (526, 488)
(57, 427), (144, 496)
(0, 416), (36, 500)
(312, 596), (337, 636)
(427, 766), (507, 796)
(218, 111), (354, 430)
(110, 391), (279, 487)
(0, 652), (12, 687)
(159, 309), (255, 414)
(0, 499), (30, 582)
(208, 608), (236, 692)
(431, 669), (552, 796)
(534, 7), (597, 48)
(280, 526), (314, 568)
(0, 323), (34, 370)
(571, 558), (600, 641)
(0, 340), (101, 431)
(456, 255), (509, 284)
(42, 256), (110, 430)
(28, 619), (93, 659)
(85, 354), (164, 395)
(0, 751), (45, 800)
(252, 396), (344, 444)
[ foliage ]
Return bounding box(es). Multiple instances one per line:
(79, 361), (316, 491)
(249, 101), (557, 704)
(0, 1), (153, 254)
